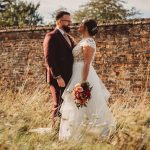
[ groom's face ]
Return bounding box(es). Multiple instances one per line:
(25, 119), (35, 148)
(60, 15), (72, 33)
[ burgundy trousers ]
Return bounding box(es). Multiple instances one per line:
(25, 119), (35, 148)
(50, 85), (65, 127)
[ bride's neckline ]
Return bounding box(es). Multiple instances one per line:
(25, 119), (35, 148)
(82, 37), (93, 40)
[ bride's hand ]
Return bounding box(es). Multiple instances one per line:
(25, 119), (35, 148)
(82, 80), (87, 83)
(57, 77), (66, 87)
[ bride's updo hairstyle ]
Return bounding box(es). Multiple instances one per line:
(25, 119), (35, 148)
(83, 19), (98, 36)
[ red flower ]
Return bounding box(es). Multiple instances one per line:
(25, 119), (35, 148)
(72, 82), (92, 108)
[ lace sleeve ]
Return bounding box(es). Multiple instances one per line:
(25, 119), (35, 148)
(82, 38), (96, 50)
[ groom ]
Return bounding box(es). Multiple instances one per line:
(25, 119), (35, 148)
(43, 11), (75, 128)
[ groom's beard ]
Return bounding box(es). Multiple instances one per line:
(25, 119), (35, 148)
(62, 25), (71, 33)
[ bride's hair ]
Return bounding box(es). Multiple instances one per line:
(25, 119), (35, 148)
(83, 19), (98, 36)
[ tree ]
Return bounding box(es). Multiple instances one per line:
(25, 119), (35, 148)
(0, 0), (13, 12)
(73, 0), (141, 23)
(0, 0), (43, 26)
(0, 0), (7, 12)
(49, 6), (68, 25)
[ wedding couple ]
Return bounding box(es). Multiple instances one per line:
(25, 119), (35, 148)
(43, 11), (116, 140)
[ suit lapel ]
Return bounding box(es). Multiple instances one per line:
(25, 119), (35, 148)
(56, 29), (72, 49)
(67, 34), (74, 49)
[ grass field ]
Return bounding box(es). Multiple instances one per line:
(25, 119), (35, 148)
(0, 83), (150, 150)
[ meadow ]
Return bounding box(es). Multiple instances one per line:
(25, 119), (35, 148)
(0, 80), (150, 150)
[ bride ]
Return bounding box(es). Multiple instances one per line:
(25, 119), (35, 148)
(59, 19), (116, 140)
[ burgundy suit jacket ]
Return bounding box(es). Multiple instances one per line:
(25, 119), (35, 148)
(43, 28), (76, 88)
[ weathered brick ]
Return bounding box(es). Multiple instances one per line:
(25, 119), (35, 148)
(0, 19), (150, 100)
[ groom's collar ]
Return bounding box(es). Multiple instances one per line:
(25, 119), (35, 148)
(56, 27), (65, 35)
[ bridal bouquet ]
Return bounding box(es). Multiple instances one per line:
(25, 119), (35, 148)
(72, 82), (92, 108)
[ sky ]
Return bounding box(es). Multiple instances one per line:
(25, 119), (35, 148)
(22, 0), (150, 24)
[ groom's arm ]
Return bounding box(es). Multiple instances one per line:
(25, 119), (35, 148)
(43, 33), (61, 78)
(43, 33), (50, 69)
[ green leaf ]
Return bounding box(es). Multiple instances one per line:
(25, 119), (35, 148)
(0, 0), (43, 26)
(73, 0), (141, 23)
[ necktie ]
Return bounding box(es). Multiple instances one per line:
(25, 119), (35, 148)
(64, 33), (71, 47)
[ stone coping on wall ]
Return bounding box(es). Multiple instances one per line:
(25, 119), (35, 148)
(0, 18), (150, 33)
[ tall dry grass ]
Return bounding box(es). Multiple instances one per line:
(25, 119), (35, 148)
(0, 81), (150, 150)
(0, 61), (150, 150)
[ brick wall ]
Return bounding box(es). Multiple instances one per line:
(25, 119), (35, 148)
(0, 19), (150, 100)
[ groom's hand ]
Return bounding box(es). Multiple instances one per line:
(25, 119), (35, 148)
(57, 77), (66, 87)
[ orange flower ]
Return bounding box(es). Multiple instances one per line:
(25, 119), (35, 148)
(72, 82), (92, 108)
(74, 83), (81, 88)
(76, 87), (83, 92)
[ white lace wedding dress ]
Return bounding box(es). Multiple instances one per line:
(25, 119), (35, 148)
(59, 38), (116, 140)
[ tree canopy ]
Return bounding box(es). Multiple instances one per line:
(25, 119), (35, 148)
(0, 0), (43, 26)
(73, 0), (141, 23)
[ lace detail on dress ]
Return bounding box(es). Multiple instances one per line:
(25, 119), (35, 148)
(73, 38), (96, 62)
(59, 38), (116, 141)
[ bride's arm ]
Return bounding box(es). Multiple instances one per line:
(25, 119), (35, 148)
(82, 45), (94, 82)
